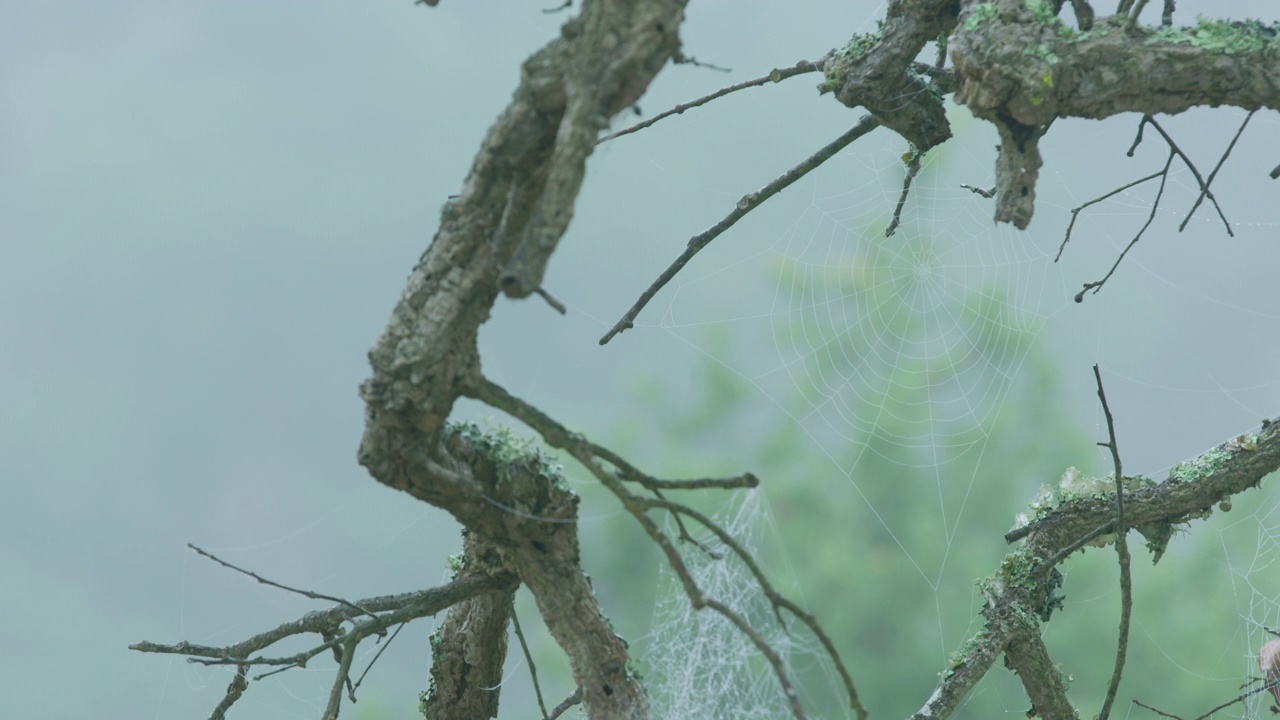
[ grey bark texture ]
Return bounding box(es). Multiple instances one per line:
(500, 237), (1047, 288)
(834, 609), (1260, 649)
(356, 2), (686, 718)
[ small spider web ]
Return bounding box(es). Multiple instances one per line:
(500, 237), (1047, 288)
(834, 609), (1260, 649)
(643, 488), (846, 719)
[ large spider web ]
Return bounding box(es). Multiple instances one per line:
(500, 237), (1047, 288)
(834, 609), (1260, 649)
(625, 102), (1280, 719)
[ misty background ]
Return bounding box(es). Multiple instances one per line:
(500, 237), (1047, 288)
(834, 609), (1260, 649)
(4, 1), (1280, 718)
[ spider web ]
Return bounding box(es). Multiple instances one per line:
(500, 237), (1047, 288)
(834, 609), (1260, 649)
(624, 100), (1280, 718)
(644, 488), (840, 720)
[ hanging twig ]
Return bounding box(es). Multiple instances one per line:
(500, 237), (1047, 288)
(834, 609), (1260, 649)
(512, 607), (550, 720)
(1094, 365), (1132, 720)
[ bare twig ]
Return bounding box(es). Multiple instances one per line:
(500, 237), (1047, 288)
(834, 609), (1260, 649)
(209, 664), (248, 720)
(1055, 170), (1163, 262)
(961, 183), (995, 198)
(1126, 0), (1149, 29)
(672, 50), (732, 73)
(547, 687), (583, 720)
(1133, 698), (1184, 719)
(885, 146), (924, 237)
(1135, 673), (1280, 720)
(597, 56), (830, 145)
(1034, 519), (1116, 573)
(645, 497), (867, 720)
(600, 116), (880, 344)
(187, 544), (378, 622)
(512, 607), (550, 720)
(1074, 150), (1173, 302)
(1141, 116), (1233, 236)
(704, 597), (808, 719)
(350, 622), (406, 695)
(1179, 110), (1252, 232)
(1094, 365), (1132, 720)
(131, 572), (516, 670)
(322, 633), (359, 720)
(533, 286), (568, 314)
(1072, 112), (1239, 298)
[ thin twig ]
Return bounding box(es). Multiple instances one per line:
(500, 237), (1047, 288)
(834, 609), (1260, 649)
(704, 597), (808, 719)
(672, 51), (732, 73)
(1075, 150), (1174, 302)
(322, 634), (359, 720)
(1126, 0), (1149, 29)
(885, 146), (923, 237)
(131, 572), (516, 670)
(187, 544), (378, 622)
(961, 183), (995, 198)
(546, 688), (583, 720)
(1055, 170), (1163, 262)
(1133, 699), (1184, 719)
(1179, 110), (1252, 232)
(209, 665), (249, 720)
(596, 56), (829, 145)
(350, 622), (406, 695)
(512, 607), (550, 720)
(1134, 674), (1280, 720)
(533, 286), (567, 314)
(1094, 365), (1131, 720)
(646, 497), (868, 720)
(600, 116), (880, 344)
(1143, 116), (1233, 236)
(1034, 519), (1116, 573)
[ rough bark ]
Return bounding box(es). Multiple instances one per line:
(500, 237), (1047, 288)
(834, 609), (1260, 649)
(820, 0), (1280, 227)
(356, 2), (688, 718)
(421, 534), (514, 720)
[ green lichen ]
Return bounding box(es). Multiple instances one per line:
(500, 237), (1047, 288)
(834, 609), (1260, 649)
(821, 25), (883, 94)
(1011, 468), (1154, 543)
(1023, 43), (1060, 64)
(1149, 16), (1277, 55)
(625, 655), (645, 683)
(836, 30), (880, 60)
(1024, 0), (1056, 25)
(944, 627), (993, 677)
(448, 420), (568, 490)
(1169, 446), (1232, 482)
(445, 552), (466, 577)
(965, 3), (998, 32)
(421, 628), (444, 715)
(1037, 567), (1065, 622)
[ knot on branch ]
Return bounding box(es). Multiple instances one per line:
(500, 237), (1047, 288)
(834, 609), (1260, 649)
(819, 5), (957, 152)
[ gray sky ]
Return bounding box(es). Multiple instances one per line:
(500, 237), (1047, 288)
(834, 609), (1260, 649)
(4, 2), (1280, 719)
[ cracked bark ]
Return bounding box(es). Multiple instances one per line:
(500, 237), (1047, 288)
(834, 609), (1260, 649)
(356, 2), (687, 718)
